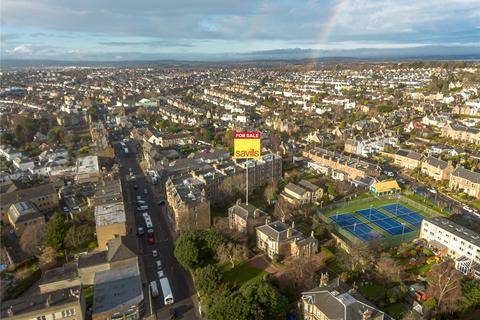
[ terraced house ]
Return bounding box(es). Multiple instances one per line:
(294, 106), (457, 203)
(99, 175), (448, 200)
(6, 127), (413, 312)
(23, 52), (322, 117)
(303, 148), (379, 181)
(421, 156), (454, 181)
(442, 123), (480, 145)
(449, 167), (480, 199)
(394, 149), (423, 170)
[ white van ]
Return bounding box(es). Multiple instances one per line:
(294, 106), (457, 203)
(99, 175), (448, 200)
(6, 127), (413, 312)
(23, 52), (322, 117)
(150, 281), (159, 297)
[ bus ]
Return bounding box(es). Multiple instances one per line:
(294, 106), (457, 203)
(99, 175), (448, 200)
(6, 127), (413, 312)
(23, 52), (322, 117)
(159, 277), (174, 305)
(150, 281), (159, 297)
(143, 213), (155, 244)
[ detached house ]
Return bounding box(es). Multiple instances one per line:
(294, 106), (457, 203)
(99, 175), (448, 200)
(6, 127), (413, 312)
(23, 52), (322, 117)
(301, 275), (388, 320)
(228, 201), (266, 234)
(256, 220), (318, 260)
(449, 167), (480, 199)
(421, 156), (454, 181)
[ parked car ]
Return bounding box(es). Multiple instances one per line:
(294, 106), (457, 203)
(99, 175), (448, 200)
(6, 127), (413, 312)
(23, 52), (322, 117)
(144, 188), (148, 195)
(152, 250), (158, 257)
(137, 227), (145, 236)
(156, 259), (162, 270)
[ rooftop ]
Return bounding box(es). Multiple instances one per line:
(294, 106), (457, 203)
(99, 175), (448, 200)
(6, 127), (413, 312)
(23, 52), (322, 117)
(426, 216), (480, 247)
(93, 265), (143, 315)
(1, 286), (83, 318)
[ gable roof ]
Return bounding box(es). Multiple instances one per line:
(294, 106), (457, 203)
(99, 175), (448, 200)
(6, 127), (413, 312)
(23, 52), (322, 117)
(106, 235), (137, 263)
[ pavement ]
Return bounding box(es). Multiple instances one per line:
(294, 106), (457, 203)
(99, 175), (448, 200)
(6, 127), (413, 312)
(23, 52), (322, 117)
(115, 138), (199, 320)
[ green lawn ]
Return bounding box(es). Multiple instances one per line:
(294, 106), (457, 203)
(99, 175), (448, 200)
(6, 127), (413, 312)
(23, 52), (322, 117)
(358, 283), (386, 302)
(470, 200), (480, 211)
(219, 261), (266, 286)
(384, 303), (409, 319)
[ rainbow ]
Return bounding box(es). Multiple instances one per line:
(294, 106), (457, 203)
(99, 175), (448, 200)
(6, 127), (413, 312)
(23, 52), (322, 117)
(309, 0), (349, 67)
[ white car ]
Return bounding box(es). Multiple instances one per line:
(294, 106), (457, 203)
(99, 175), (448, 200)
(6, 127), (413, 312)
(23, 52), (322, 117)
(156, 259), (162, 270)
(157, 270), (165, 278)
(152, 250), (158, 257)
(463, 205), (473, 213)
(136, 196), (142, 201)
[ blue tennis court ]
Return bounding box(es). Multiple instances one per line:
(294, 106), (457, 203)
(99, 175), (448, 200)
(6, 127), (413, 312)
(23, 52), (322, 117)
(356, 208), (413, 235)
(381, 204), (425, 227)
(331, 213), (384, 241)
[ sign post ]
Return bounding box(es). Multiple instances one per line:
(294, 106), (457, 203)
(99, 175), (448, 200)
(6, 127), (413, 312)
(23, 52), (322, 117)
(233, 131), (261, 205)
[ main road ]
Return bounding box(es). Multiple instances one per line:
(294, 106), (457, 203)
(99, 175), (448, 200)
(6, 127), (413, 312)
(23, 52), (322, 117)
(114, 139), (198, 320)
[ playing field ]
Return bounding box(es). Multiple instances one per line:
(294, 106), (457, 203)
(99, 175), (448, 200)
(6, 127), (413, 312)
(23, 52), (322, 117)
(323, 200), (429, 243)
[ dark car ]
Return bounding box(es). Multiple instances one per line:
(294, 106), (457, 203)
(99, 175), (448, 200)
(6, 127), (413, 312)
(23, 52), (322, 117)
(169, 308), (176, 320)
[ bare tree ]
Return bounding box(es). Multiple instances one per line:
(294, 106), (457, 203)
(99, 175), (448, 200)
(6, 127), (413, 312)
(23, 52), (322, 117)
(264, 181), (278, 205)
(219, 174), (246, 204)
(214, 217), (247, 245)
(376, 253), (400, 283)
(20, 223), (47, 256)
(281, 257), (318, 296)
(272, 197), (296, 221)
(427, 261), (464, 314)
(39, 246), (57, 270)
(336, 243), (374, 272)
(217, 242), (248, 268)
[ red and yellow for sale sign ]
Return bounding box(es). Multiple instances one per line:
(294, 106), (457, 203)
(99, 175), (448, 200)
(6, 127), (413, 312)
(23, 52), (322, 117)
(233, 131), (261, 159)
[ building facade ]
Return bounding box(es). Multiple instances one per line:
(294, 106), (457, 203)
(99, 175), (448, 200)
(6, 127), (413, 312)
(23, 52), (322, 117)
(256, 220), (318, 260)
(419, 217), (480, 278)
(449, 167), (480, 199)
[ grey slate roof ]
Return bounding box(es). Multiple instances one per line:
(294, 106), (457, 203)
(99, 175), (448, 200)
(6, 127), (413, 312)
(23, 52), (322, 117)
(302, 278), (388, 320)
(451, 167), (480, 184)
(396, 149), (423, 160)
(424, 156), (448, 169)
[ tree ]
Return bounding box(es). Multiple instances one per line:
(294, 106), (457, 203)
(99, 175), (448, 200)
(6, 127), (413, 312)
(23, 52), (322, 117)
(336, 243), (374, 272)
(39, 246), (57, 270)
(217, 242), (248, 268)
(174, 232), (200, 270)
(207, 291), (252, 320)
(272, 197), (295, 221)
(47, 127), (64, 144)
(219, 174), (246, 204)
(20, 223), (47, 256)
(264, 181), (278, 204)
(194, 265), (223, 295)
(459, 280), (480, 313)
(281, 256), (318, 296)
(376, 253), (401, 283)
(65, 224), (94, 249)
(88, 105), (100, 122)
(240, 281), (289, 320)
(1, 132), (15, 146)
(427, 261), (464, 314)
(45, 212), (69, 251)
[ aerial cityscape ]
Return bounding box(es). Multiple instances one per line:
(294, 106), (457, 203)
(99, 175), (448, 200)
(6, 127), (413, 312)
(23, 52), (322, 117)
(1, 1), (480, 320)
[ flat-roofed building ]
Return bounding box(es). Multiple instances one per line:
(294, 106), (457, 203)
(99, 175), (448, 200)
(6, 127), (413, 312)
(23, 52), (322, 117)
(76, 155), (100, 184)
(420, 217), (480, 278)
(7, 201), (45, 235)
(1, 286), (85, 320)
(165, 175), (211, 231)
(95, 202), (127, 251)
(92, 265), (144, 320)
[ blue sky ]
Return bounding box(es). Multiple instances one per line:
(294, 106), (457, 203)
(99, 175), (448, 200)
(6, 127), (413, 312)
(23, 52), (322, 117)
(1, 0), (479, 60)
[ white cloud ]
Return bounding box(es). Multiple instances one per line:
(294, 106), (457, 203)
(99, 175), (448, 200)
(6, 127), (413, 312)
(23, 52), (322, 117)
(10, 44), (33, 55)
